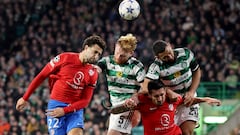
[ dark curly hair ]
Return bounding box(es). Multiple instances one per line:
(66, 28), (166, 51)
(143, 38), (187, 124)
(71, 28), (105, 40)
(148, 80), (165, 94)
(82, 35), (106, 50)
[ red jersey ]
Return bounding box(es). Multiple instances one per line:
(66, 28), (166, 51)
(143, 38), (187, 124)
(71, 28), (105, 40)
(23, 52), (98, 113)
(137, 94), (183, 135)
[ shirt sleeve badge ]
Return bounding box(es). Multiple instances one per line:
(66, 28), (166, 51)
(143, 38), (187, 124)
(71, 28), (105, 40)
(89, 69), (95, 76)
(50, 55), (60, 67)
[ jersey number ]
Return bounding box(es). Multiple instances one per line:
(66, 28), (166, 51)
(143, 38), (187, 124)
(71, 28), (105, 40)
(48, 118), (60, 129)
(117, 115), (125, 128)
(189, 106), (198, 117)
(117, 116), (129, 129)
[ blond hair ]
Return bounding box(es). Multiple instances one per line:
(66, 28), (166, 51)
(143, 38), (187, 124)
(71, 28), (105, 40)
(117, 33), (137, 52)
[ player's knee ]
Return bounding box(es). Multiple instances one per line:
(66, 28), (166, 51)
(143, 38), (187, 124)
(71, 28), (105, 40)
(180, 121), (196, 135)
(67, 128), (83, 135)
(181, 129), (194, 135)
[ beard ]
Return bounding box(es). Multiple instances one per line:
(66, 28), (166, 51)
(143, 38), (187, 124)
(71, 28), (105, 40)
(162, 52), (177, 64)
(86, 57), (97, 64)
(153, 100), (163, 106)
(114, 58), (126, 64)
(164, 59), (175, 64)
(115, 60), (124, 64)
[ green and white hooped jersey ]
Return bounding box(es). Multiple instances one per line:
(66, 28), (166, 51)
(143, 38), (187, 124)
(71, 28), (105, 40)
(146, 48), (199, 94)
(98, 55), (145, 106)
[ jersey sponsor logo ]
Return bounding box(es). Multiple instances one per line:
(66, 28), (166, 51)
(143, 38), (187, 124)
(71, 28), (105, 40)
(170, 71), (190, 85)
(155, 123), (174, 131)
(173, 71), (181, 78)
(66, 71), (84, 90)
(116, 71), (123, 78)
(112, 77), (128, 84)
(74, 71), (84, 85)
(160, 114), (170, 127)
(66, 81), (84, 89)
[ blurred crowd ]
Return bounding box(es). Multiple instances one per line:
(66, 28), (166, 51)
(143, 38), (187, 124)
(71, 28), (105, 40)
(0, 0), (240, 134)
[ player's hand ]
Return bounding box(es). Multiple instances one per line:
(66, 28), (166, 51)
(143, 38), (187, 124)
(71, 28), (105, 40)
(46, 108), (65, 118)
(166, 88), (179, 102)
(125, 98), (137, 108)
(183, 91), (195, 107)
(205, 97), (221, 106)
(16, 97), (28, 111)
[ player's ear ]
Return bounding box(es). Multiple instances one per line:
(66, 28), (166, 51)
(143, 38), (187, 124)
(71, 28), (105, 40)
(130, 51), (134, 56)
(84, 45), (89, 50)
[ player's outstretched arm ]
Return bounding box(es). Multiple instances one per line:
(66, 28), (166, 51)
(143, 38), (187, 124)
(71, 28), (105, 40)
(201, 97), (221, 106)
(110, 98), (137, 114)
(110, 104), (132, 114)
(192, 97), (221, 106)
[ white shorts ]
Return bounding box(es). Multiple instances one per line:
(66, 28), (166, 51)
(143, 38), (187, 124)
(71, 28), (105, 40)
(108, 110), (135, 134)
(174, 103), (200, 126)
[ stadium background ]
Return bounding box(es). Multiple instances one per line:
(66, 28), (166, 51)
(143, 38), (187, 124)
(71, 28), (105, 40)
(0, 0), (240, 134)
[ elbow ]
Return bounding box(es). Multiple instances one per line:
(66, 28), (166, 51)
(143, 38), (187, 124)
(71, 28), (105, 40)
(193, 68), (201, 79)
(83, 99), (91, 108)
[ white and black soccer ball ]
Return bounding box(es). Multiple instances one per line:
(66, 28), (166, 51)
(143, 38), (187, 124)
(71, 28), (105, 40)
(118, 0), (140, 20)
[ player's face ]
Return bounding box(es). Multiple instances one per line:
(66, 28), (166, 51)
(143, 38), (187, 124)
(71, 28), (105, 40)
(114, 43), (132, 64)
(84, 44), (103, 64)
(150, 88), (166, 106)
(157, 44), (175, 63)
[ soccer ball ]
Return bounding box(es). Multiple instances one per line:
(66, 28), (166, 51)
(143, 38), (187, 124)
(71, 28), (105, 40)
(118, 0), (140, 20)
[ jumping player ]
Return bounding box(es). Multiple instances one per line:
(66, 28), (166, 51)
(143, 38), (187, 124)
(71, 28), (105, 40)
(16, 35), (106, 135)
(97, 33), (146, 135)
(142, 40), (202, 135)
